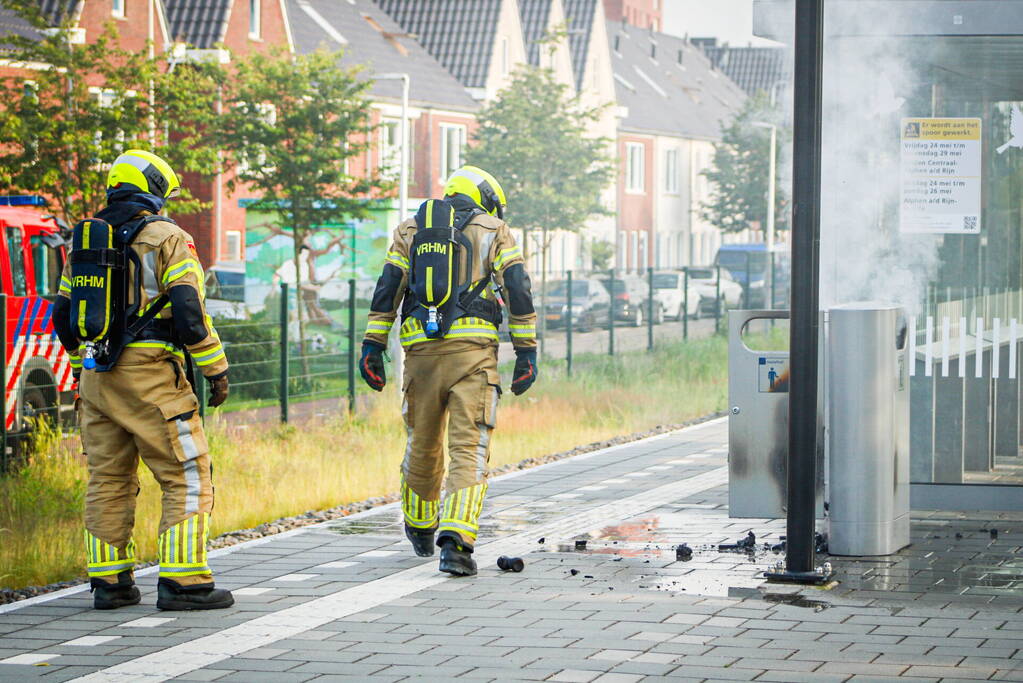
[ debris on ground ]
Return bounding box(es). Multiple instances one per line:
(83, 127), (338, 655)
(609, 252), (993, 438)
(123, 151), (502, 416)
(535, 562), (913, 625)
(497, 556), (524, 572)
(675, 544), (693, 561)
(575, 540), (587, 550)
(719, 530), (756, 551)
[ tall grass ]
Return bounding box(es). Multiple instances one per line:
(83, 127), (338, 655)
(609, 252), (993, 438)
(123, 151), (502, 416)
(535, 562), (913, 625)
(1, 335), (728, 590)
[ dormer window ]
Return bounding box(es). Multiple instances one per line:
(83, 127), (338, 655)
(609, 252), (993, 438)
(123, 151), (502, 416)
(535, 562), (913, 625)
(112, 0), (124, 18)
(249, 0), (261, 39)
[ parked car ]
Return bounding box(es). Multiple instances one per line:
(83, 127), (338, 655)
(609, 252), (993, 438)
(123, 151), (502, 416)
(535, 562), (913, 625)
(205, 263), (248, 320)
(714, 243), (791, 308)
(598, 275), (664, 326)
(687, 266), (744, 315)
(651, 271), (702, 320)
(543, 278), (611, 332)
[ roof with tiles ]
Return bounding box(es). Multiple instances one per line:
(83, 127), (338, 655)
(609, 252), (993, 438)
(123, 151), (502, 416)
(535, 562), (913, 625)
(609, 22), (746, 140)
(373, 0), (503, 90)
(562, 0), (597, 90)
(0, 1), (79, 52)
(164, 0), (231, 48)
(700, 43), (789, 97)
(288, 0), (477, 111)
(518, 0), (551, 67)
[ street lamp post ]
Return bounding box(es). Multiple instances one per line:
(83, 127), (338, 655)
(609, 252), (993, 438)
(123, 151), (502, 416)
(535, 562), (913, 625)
(375, 72), (410, 391)
(753, 121), (777, 308)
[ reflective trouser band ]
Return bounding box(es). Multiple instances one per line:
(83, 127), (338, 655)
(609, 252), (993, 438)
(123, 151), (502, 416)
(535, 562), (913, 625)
(438, 482), (488, 543)
(401, 476), (439, 529)
(159, 513), (210, 578)
(125, 341), (185, 359)
(85, 531), (136, 578)
(400, 317), (499, 347)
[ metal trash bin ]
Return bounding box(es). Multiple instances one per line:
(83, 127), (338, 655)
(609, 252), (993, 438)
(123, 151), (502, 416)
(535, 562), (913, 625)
(827, 303), (911, 556)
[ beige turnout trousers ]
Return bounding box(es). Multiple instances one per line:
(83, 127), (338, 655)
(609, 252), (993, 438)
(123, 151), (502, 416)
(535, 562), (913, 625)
(80, 346), (214, 586)
(401, 342), (500, 547)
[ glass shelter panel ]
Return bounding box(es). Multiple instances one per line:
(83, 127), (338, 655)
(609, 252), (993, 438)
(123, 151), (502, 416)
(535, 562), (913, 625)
(786, 2), (1023, 487)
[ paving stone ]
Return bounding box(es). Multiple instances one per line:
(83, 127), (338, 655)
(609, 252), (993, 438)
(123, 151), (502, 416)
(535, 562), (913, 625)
(816, 661), (909, 676)
(900, 664), (1000, 679)
(549, 669), (600, 682)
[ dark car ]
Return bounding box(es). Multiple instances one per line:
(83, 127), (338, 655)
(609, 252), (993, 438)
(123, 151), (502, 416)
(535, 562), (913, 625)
(714, 244), (791, 308)
(598, 275), (664, 326)
(542, 278), (611, 332)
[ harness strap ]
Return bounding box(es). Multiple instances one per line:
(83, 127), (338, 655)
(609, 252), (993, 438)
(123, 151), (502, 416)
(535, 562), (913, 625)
(69, 249), (125, 269)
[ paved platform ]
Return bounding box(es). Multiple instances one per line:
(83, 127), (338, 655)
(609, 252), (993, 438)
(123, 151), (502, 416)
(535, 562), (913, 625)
(1, 418), (1022, 682)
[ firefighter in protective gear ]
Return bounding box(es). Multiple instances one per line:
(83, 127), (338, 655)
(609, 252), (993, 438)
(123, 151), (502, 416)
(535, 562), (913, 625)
(361, 166), (537, 576)
(52, 150), (233, 610)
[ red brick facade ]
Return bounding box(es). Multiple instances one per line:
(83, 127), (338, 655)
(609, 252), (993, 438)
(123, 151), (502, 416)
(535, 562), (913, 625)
(617, 134), (653, 272)
(602, 0), (662, 31)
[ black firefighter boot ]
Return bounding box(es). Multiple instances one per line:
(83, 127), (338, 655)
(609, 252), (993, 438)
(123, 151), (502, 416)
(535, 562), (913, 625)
(437, 532), (477, 577)
(405, 523), (437, 557)
(92, 571), (141, 610)
(156, 578), (234, 611)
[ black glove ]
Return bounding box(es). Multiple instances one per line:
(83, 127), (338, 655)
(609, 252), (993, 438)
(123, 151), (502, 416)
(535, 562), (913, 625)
(511, 349), (537, 396)
(360, 341), (386, 391)
(207, 372), (229, 408)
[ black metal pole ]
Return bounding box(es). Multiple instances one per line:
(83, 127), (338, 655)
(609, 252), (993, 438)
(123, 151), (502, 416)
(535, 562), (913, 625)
(647, 267), (654, 351)
(280, 282), (289, 424)
(566, 270), (573, 377)
(785, 0), (825, 578)
(683, 268), (689, 340)
(348, 279), (356, 414)
(608, 268), (615, 356)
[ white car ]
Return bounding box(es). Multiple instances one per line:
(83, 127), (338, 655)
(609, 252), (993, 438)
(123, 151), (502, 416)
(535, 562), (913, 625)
(651, 271), (702, 320)
(686, 267), (744, 315)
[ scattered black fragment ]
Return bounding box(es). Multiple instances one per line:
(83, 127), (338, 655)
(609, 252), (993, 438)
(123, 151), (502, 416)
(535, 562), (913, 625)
(575, 540), (587, 550)
(955, 532), (963, 539)
(771, 541), (786, 552)
(538, 537), (545, 544)
(990, 529), (998, 540)
(815, 532), (829, 554)
(719, 531), (757, 552)
(584, 575), (594, 579)
(570, 569), (579, 576)
(497, 556), (524, 572)
(675, 544), (693, 561)
(980, 528), (989, 533)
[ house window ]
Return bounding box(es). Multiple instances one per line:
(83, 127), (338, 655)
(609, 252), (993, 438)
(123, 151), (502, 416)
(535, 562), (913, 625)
(664, 148), (679, 194)
(112, 0), (125, 18)
(440, 124), (466, 182)
(626, 142), (645, 193)
(380, 118), (414, 180)
(226, 230), (242, 261)
(249, 0), (261, 39)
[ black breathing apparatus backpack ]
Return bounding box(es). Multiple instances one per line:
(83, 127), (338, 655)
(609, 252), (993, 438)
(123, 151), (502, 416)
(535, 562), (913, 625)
(404, 199), (501, 338)
(68, 214), (173, 371)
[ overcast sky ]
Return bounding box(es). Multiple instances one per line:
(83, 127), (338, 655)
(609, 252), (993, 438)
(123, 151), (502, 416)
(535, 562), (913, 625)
(663, 0), (780, 47)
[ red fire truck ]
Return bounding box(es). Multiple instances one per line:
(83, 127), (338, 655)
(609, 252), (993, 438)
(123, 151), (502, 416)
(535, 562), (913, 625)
(0, 196), (76, 436)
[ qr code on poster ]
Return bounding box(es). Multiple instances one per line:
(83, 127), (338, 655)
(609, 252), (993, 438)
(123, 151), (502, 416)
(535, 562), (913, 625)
(963, 215), (979, 232)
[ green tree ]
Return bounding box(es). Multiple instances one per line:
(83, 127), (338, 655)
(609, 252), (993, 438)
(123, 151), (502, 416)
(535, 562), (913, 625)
(466, 64), (614, 343)
(219, 48), (391, 354)
(0, 5), (223, 224)
(701, 93), (790, 235)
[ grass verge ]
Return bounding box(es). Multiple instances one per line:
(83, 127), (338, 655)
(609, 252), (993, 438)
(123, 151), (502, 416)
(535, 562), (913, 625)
(1, 335), (728, 591)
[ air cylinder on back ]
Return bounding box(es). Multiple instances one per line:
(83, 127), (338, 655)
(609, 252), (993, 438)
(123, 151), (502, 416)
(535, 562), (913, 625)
(827, 303), (911, 556)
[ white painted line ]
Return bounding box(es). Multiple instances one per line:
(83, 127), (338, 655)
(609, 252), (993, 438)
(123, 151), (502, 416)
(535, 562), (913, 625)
(941, 316), (950, 377)
(552, 493), (582, 499)
(925, 316), (933, 377)
(272, 573), (319, 582)
(601, 479), (628, 484)
(356, 550), (399, 559)
(121, 617), (175, 628)
(0, 418), (728, 617)
(234, 587), (275, 595)
(993, 318), (1001, 379)
(625, 472), (652, 478)
(909, 316), (917, 376)
(71, 466), (729, 683)
(316, 561), (356, 570)
(64, 635), (121, 647)
(666, 459), (691, 465)
(1010, 319), (1018, 379)
(645, 465), (672, 471)
(689, 453), (712, 459)
(577, 485), (606, 491)
(976, 318), (984, 378)
(1, 653), (59, 665)
(959, 318), (967, 378)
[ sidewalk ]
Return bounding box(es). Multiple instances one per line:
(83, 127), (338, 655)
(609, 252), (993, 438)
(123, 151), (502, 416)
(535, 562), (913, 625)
(1, 418), (1021, 682)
